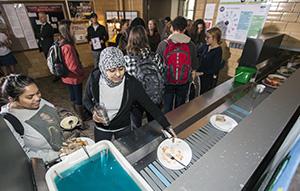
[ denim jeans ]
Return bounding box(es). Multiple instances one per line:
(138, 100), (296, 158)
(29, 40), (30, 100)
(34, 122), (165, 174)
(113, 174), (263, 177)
(92, 50), (101, 68)
(163, 83), (189, 113)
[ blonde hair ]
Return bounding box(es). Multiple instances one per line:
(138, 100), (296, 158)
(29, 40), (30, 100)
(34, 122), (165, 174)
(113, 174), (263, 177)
(207, 27), (222, 44)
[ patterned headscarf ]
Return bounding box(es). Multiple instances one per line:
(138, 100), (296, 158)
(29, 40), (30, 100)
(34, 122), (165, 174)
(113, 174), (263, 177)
(99, 47), (126, 87)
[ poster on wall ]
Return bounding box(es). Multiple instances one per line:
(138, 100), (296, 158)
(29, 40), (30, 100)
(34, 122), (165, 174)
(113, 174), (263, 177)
(16, 4), (38, 49)
(2, 4), (24, 38)
(215, 0), (270, 42)
(204, 3), (216, 30)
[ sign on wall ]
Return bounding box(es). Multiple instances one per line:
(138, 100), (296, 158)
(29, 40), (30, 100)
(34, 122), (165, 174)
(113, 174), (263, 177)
(215, 0), (270, 42)
(204, 3), (216, 30)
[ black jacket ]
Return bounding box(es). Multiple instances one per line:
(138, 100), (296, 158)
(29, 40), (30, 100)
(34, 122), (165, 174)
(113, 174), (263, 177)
(83, 69), (170, 130)
(86, 24), (108, 51)
(197, 45), (223, 75)
(39, 23), (54, 57)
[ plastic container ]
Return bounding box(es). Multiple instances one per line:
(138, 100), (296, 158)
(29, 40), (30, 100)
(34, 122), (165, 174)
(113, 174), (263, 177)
(46, 140), (153, 191)
(234, 66), (257, 84)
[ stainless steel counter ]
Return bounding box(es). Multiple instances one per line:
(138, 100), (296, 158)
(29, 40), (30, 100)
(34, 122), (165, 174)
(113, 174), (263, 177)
(165, 69), (300, 191)
(111, 66), (299, 191)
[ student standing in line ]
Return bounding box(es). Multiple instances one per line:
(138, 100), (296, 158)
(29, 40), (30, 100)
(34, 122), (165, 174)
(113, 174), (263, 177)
(190, 19), (207, 49)
(58, 20), (85, 121)
(156, 16), (199, 113)
(197, 27), (223, 94)
(86, 13), (108, 68)
(147, 19), (161, 52)
(124, 25), (164, 129)
(83, 47), (176, 142)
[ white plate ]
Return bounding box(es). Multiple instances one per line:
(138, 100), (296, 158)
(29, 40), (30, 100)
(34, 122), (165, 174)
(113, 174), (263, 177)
(262, 74), (287, 89)
(157, 138), (192, 170)
(60, 137), (95, 160)
(60, 116), (79, 130)
(277, 66), (296, 77)
(210, 114), (238, 132)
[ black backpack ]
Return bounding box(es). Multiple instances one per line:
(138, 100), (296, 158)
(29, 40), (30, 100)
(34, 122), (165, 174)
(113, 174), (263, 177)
(135, 54), (164, 104)
(1, 112), (24, 136)
(47, 41), (69, 77)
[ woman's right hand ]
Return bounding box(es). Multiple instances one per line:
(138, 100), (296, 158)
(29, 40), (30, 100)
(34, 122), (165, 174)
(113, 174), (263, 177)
(92, 110), (106, 124)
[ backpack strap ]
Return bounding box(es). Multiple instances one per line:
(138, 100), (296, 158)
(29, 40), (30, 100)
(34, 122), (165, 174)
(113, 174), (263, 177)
(1, 112), (24, 136)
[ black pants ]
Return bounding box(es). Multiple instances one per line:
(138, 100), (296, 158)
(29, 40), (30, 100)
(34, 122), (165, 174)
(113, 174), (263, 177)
(130, 103), (158, 129)
(200, 74), (218, 94)
(163, 83), (189, 113)
(94, 126), (132, 142)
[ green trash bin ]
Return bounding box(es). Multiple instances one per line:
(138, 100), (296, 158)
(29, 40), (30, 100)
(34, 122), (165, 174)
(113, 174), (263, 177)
(234, 66), (257, 84)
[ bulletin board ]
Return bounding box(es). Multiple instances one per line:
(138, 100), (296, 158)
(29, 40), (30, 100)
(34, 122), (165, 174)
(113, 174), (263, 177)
(0, 3), (38, 51)
(215, 0), (270, 43)
(0, 2), (67, 52)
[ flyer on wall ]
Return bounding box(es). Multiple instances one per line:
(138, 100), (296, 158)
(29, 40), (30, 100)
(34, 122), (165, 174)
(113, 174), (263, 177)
(215, 0), (270, 43)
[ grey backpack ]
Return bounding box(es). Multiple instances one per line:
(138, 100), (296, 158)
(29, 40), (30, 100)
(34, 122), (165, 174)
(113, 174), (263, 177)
(135, 54), (164, 104)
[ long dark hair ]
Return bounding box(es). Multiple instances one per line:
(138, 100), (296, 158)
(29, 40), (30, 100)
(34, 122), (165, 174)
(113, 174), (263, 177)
(0, 74), (35, 102)
(126, 25), (149, 55)
(190, 19), (206, 44)
(128, 17), (146, 34)
(147, 19), (159, 34)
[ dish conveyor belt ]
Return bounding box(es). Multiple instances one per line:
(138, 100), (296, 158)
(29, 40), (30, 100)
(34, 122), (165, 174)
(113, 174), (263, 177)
(138, 87), (273, 191)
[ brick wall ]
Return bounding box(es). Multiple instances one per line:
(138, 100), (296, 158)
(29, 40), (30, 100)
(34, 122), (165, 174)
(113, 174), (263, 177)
(264, 0), (300, 44)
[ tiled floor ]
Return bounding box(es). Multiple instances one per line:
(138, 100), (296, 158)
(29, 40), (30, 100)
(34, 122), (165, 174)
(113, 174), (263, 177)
(36, 67), (93, 111)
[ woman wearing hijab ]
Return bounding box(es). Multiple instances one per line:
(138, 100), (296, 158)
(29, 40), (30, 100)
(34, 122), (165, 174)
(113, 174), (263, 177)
(83, 47), (175, 142)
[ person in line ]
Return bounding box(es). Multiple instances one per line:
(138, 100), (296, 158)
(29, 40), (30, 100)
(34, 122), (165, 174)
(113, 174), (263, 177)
(185, 19), (194, 37)
(124, 25), (164, 129)
(0, 29), (17, 75)
(161, 17), (172, 40)
(83, 47), (175, 142)
(0, 74), (65, 162)
(189, 19), (207, 99)
(116, 19), (129, 52)
(190, 19), (207, 49)
(147, 19), (161, 52)
(118, 17), (146, 54)
(58, 20), (85, 121)
(86, 13), (108, 68)
(38, 12), (54, 58)
(197, 27), (223, 94)
(156, 16), (199, 113)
